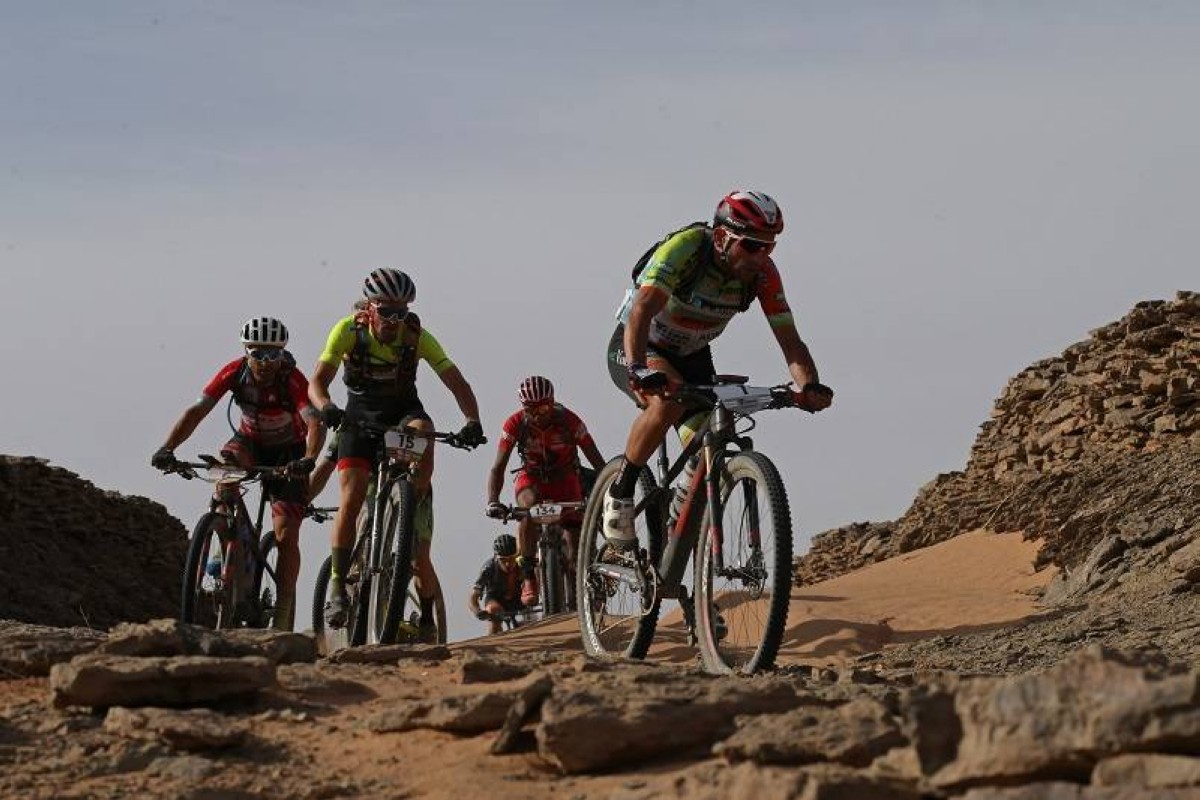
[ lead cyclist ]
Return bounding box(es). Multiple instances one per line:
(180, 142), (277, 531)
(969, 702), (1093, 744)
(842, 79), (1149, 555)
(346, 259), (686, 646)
(602, 190), (834, 544)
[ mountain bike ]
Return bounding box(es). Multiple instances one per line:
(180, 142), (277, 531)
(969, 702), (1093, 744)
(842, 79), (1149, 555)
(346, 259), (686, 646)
(311, 506), (448, 647)
(168, 456), (305, 630)
(310, 421), (475, 647)
(490, 501), (586, 616)
(577, 377), (808, 675)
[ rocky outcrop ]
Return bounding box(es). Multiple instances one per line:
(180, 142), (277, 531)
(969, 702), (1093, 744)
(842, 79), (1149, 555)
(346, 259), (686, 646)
(6, 629), (1200, 798)
(797, 291), (1200, 586)
(0, 456), (187, 628)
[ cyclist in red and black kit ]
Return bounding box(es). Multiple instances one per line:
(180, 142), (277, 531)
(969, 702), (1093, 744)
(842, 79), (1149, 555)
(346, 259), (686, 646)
(485, 376), (606, 606)
(151, 316), (323, 631)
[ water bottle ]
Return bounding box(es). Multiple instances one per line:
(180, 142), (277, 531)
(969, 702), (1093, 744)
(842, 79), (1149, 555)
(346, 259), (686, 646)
(205, 548), (223, 579)
(669, 455), (699, 525)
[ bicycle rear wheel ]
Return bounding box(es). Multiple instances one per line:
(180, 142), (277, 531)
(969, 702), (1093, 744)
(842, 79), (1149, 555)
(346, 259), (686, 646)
(312, 533), (371, 647)
(372, 479), (416, 644)
(403, 573), (448, 644)
(577, 458), (663, 660)
(694, 451), (793, 675)
(181, 513), (225, 628)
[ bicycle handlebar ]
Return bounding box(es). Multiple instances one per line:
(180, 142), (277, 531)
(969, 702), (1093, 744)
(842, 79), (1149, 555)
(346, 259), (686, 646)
(666, 380), (830, 414)
(161, 455), (296, 483)
(486, 501), (586, 523)
(332, 418), (485, 450)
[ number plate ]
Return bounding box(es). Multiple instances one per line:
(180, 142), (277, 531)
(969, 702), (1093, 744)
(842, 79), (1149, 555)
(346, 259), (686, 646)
(529, 503), (564, 522)
(385, 429), (429, 461)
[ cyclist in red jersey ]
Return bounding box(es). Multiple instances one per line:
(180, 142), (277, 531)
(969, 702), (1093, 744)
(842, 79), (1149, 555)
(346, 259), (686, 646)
(152, 317), (323, 631)
(485, 376), (606, 606)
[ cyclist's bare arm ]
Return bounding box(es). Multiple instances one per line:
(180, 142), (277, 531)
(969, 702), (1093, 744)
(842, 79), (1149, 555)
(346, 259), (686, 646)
(302, 407), (324, 460)
(436, 365), (481, 423)
(623, 285), (670, 366)
(486, 442), (513, 505)
(308, 360), (339, 412)
(580, 438), (606, 472)
(161, 396), (218, 451)
(770, 320), (832, 410)
(770, 321), (820, 387)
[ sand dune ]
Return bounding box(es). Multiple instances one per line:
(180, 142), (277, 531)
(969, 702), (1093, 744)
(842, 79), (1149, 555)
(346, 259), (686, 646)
(454, 530), (1055, 666)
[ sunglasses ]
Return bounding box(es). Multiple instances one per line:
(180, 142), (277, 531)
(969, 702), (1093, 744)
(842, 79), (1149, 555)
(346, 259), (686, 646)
(735, 236), (775, 254)
(373, 303), (409, 322)
(497, 555), (517, 564)
(523, 400), (554, 413)
(247, 348), (285, 362)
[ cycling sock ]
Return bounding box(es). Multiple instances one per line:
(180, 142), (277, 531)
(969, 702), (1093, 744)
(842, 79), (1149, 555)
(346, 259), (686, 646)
(609, 458), (645, 499)
(419, 595), (434, 625)
(274, 592), (295, 632)
(330, 546), (351, 594)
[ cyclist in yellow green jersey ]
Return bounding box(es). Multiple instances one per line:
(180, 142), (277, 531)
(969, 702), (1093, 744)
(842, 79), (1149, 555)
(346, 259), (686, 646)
(603, 190), (834, 545)
(309, 268), (485, 639)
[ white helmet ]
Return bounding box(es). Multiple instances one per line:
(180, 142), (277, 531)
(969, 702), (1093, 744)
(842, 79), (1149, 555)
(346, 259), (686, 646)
(240, 316), (289, 347)
(363, 268), (417, 304)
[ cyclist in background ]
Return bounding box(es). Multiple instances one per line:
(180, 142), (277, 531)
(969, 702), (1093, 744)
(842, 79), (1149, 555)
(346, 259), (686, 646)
(309, 268), (485, 642)
(468, 534), (524, 635)
(151, 316), (322, 631)
(485, 375), (606, 606)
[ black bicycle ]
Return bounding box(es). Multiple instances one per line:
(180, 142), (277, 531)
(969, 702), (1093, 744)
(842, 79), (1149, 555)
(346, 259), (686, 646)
(311, 421), (476, 648)
(489, 501), (586, 616)
(578, 376), (809, 675)
(168, 456), (301, 630)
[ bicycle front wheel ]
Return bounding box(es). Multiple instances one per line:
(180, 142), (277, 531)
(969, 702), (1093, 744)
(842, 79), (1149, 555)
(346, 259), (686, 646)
(312, 532), (371, 648)
(256, 531), (278, 629)
(372, 479), (416, 644)
(541, 534), (564, 615)
(181, 513), (225, 628)
(694, 451), (793, 675)
(577, 458), (663, 660)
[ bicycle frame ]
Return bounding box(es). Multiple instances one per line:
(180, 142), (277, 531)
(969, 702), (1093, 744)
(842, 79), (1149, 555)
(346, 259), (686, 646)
(594, 382), (787, 620)
(174, 458), (292, 628)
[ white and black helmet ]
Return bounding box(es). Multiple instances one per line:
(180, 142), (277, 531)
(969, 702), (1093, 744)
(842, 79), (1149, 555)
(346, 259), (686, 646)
(362, 268), (417, 304)
(239, 316), (289, 347)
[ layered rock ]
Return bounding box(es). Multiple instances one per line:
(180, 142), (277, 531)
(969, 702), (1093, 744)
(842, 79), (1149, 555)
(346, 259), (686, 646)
(797, 291), (1200, 586)
(0, 456), (187, 627)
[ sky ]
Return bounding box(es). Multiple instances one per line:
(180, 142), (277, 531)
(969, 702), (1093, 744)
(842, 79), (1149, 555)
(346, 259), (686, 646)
(2, 1), (1197, 640)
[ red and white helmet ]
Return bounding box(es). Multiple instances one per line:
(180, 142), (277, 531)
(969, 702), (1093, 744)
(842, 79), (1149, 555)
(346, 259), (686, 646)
(714, 190), (784, 237)
(518, 375), (554, 406)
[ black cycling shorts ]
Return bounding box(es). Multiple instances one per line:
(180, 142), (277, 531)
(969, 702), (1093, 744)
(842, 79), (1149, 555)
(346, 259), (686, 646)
(221, 436), (307, 506)
(337, 394), (432, 470)
(605, 324), (716, 405)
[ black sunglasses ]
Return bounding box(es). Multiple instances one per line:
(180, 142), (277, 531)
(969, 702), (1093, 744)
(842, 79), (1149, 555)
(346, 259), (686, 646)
(374, 304), (409, 321)
(737, 237), (774, 253)
(247, 348), (285, 362)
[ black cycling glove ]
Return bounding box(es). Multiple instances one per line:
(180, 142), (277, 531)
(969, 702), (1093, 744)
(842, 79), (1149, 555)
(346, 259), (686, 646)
(320, 404), (345, 430)
(286, 456), (316, 476)
(151, 447), (176, 471)
(627, 362), (668, 393)
(458, 420), (486, 448)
